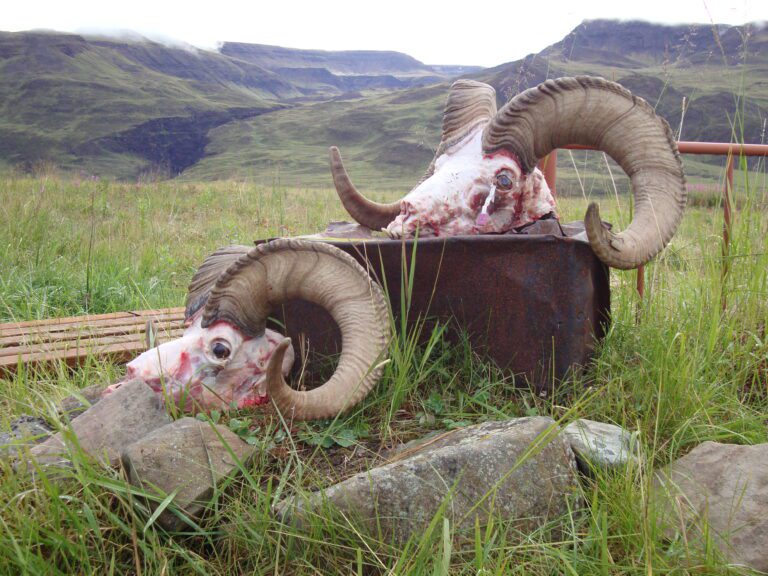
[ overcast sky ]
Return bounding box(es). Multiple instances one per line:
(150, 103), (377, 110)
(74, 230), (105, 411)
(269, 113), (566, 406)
(5, 0), (767, 67)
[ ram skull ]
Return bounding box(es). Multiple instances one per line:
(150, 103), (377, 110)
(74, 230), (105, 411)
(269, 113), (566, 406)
(331, 76), (686, 270)
(106, 240), (390, 421)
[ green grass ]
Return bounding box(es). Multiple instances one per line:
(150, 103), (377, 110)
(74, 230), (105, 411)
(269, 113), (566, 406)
(0, 160), (767, 574)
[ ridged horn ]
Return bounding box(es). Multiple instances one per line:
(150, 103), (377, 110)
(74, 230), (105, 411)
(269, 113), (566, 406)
(202, 238), (390, 421)
(425, 79), (498, 179)
(482, 76), (686, 270)
(330, 80), (499, 228)
(417, 79), (499, 184)
(185, 245), (251, 322)
(329, 146), (401, 230)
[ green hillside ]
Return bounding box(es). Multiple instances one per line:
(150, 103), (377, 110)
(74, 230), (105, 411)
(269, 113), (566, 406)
(0, 32), (299, 176)
(0, 21), (766, 184)
(186, 21), (768, 190)
(183, 86), (448, 189)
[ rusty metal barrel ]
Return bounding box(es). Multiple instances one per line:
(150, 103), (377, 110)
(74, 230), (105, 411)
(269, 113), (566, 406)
(263, 234), (610, 391)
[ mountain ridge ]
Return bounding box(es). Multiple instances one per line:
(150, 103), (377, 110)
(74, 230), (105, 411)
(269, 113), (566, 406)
(1, 21), (765, 182)
(186, 19), (767, 188)
(219, 41), (483, 77)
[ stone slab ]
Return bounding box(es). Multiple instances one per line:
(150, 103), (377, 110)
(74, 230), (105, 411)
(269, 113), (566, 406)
(653, 441), (768, 572)
(26, 379), (170, 469)
(121, 417), (256, 531)
(277, 417), (581, 543)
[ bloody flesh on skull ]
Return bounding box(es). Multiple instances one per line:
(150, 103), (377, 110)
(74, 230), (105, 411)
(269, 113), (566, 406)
(106, 314), (294, 410)
(107, 240), (390, 420)
(331, 76), (686, 270)
(383, 130), (556, 238)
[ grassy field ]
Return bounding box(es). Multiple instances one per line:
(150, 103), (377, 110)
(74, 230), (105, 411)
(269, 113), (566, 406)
(0, 161), (767, 573)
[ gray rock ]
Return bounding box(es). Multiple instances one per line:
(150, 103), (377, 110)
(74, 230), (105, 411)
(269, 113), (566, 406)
(121, 417), (256, 531)
(277, 417), (581, 543)
(58, 383), (107, 417)
(25, 379), (170, 470)
(563, 419), (637, 472)
(2, 384), (109, 461)
(0, 415), (53, 459)
(653, 441), (768, 572)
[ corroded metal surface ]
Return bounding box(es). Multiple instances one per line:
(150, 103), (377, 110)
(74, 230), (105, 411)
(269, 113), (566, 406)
(265, 234), (610, 391)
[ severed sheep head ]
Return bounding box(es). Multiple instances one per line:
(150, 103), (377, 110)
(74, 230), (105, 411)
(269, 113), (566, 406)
(331, 76), (686, 270)
(115, 316), (293, 410)
(107, 240), (390, 420)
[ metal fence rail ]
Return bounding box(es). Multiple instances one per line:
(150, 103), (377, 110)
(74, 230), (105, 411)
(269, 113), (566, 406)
(537, 142), (768, 307)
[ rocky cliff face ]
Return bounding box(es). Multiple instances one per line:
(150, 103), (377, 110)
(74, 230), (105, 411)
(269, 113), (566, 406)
(220, 42), (433, 76)
(88, 107), (279, 175)
(543, 20), (767, 66)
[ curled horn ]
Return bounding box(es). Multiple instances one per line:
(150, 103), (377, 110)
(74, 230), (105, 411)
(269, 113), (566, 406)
(330, 79), (498, 229)
(329, 147), (402, 231)
(482, 76), (686, 270)
(201, 239), (390, 421)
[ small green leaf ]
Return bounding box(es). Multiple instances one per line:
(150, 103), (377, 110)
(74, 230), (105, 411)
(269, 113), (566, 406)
(332, 428), (358, 448)
(425, 392), (445, 415)
(443, 419), (470, 430)
(309, 435), (334, 449)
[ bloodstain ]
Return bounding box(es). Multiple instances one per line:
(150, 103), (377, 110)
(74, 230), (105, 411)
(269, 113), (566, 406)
(484, 150), (522, 169)
(238, 395), (270, 408)
(512, 192), (525, 225)
(176, 351), (191, 380)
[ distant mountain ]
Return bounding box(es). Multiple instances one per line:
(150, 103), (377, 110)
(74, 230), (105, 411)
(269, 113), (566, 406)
(0, 21), (765, 183)
(216, 43), (481, 96)
(478, 20), (768, 145)
(0, 31), (476, 176)
(185, 20), (768, 188)
(222, 42), (431, 76)
(542, 19), (768, 67)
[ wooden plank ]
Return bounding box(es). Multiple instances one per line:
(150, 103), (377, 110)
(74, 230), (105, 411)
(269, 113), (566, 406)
(133, 307), (185, 318)
(4, 345), (140, 372)
(0, 324), (184, 357)
(2, 311), (136, 330)
(0, 308), (185, 339)
(0, 307), (183, 331)
(0, 329), (187, 371)
(0, 307), (187, 375)
(1, 327), (187, 358)
(0, 316), (184, 347)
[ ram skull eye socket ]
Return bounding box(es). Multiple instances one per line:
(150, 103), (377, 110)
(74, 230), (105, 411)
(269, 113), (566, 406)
(495, 170), (517, 190)
(211, 341), (231, 360)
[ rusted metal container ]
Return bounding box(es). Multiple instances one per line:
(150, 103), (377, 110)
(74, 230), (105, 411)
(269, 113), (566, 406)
(265, 234), (610, 391)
